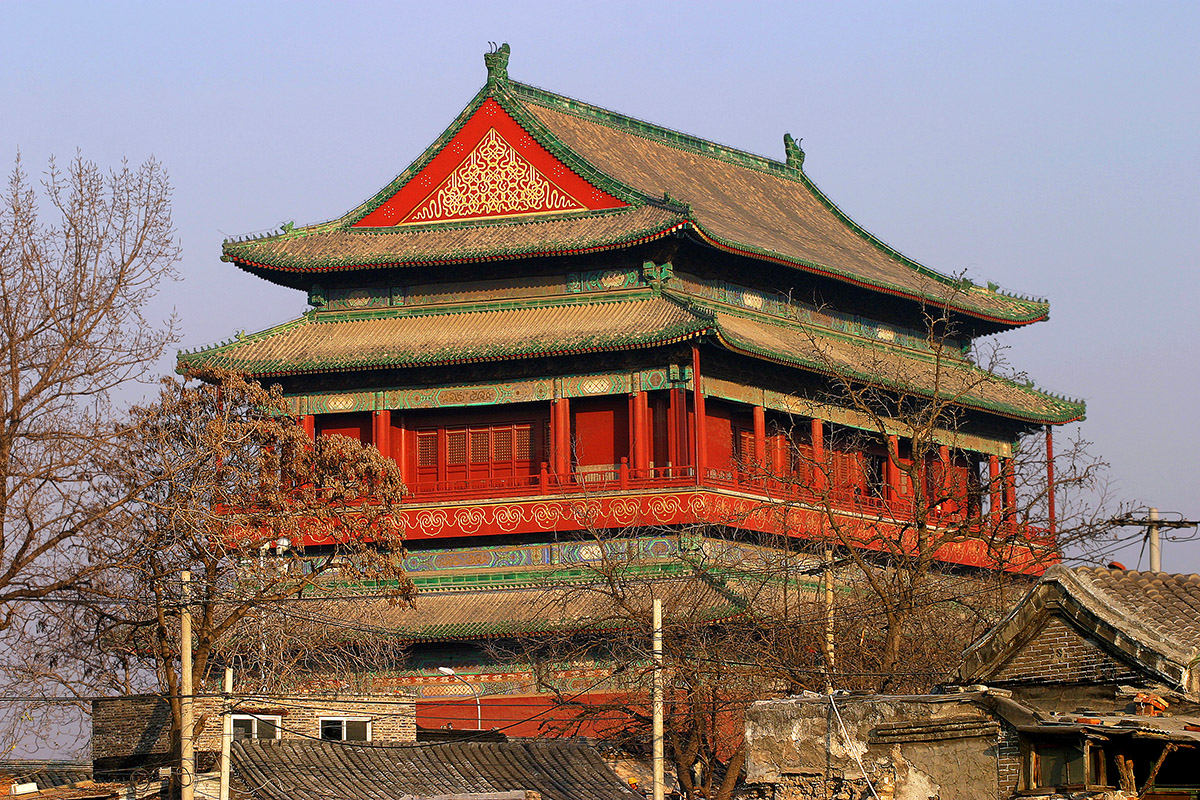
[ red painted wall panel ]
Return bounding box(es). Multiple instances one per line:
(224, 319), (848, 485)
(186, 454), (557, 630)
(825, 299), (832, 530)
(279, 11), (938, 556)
(571, 397), (629, 469)
(417, 693), (629, 739)
(316, 412), (372, 444)
(705, 403), (735, 473)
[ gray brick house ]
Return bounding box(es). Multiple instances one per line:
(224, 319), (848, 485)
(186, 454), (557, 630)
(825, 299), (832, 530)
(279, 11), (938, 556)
(741, 566), (1200, 799)
(91, 691), (415, 780)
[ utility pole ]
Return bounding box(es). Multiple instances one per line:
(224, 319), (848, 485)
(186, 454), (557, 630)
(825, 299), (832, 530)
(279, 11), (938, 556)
(1149, 507), (1160, 572)
(219, 667), (233, 800)
(1109, 510), (1198, 572)
(652, 598), (664, 800)
(823, 545), (835, 693)
(181, 570), (194, 800)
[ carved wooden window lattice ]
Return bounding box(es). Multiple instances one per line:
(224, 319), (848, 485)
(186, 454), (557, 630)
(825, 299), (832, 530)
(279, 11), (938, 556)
(411, 419), (545, 489)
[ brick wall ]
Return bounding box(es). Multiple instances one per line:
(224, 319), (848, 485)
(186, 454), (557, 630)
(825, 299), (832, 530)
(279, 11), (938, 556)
(991, 617), (1139, 684)
(748, 772), (889, 800)
(92, 692), (414, 778)
(995, 719), (1021, 796)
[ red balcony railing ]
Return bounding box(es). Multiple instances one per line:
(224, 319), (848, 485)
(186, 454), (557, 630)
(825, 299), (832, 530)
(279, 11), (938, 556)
(402, 460), (991, 528)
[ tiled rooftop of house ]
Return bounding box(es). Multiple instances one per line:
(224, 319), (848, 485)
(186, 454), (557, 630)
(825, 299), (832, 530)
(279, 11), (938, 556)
(231, 738), (638, 800)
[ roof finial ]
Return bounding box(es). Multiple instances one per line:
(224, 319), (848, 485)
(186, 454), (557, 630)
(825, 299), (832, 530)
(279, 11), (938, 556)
(484, 42), (511, 85)
(784, 133), (805, 172)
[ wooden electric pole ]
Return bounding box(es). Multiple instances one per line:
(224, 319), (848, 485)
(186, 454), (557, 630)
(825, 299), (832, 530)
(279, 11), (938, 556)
(1109, 509), (1198, 572)
(1149, 507), (1161, 572)
(823, 545), (835, 693)
(652, 598), (664, 800)
(181, 571), (194, 800)
(220, 667), (233, 800)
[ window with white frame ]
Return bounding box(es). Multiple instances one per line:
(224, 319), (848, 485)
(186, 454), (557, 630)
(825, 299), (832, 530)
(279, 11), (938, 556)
(319, 717), (370, 742)
(231, 714), (280, 741)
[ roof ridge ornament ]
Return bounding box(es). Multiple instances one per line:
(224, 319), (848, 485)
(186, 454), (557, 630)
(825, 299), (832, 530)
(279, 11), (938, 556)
(784, 133), (805, 172)
(484, 42), (510, 85)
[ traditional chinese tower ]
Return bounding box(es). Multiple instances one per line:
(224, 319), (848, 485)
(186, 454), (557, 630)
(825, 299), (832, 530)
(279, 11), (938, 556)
(181, 45), (1083, 732)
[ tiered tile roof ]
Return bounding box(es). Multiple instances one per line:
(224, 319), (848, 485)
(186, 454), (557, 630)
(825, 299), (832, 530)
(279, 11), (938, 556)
(311, 574), (748, 643)
(221, 46), (1047, 327)
(179, 288), (1084, 424)
(179, 296), (705, 376)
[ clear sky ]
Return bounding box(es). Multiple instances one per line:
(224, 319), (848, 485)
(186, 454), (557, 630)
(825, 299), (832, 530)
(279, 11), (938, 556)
(3, 1), (1198, 571)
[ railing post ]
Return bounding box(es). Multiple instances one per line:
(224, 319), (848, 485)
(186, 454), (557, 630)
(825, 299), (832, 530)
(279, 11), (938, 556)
(619, 457), (629, 490)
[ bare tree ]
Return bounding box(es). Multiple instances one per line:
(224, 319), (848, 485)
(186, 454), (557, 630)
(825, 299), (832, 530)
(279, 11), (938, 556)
(0, 152), (178, 630)
(0, 152), (178, 754)
(764, 301), (1118, 687)
(88, 369), (413, 763)
(511, 299), (1121, 799)
(487, 527), (802, 800)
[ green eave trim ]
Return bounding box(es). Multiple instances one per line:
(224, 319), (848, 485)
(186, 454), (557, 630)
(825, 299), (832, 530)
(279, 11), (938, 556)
(220, 210), (688, 274)
(684, 225), (1049, 327)
(702, 307), (1084, 425)
(388, 601), (748, 643)
(177, 306), (711, 378)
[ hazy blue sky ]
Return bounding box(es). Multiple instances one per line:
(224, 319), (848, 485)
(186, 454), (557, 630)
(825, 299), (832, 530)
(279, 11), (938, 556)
(3, 1), (1198, 570)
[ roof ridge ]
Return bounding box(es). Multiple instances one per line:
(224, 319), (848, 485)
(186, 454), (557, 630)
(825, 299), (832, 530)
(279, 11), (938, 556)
(508, 80), (799, 180)
(309, 288), (663, 321)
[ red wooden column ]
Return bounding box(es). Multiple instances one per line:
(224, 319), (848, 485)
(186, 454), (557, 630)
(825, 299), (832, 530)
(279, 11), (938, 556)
(372, 409), (391, 455)
(810, 418), (826, 491)
(937, 445), (953, 514)
(988, 455), (1002, 524)
(752, 405), (767, 477)
(691, 346), (708, 485)
(886, 434), (900, 503)
(552, 398), (571, 476)
(771, 428), (787, 480)
(300, 414), (316, 440)
(1045, 425), (1057, 535)
(392, 413), (409, 487)
(667, 389), (680, 475)
(633, 391), (650, 473)
(1002, 457), (1016, 526)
